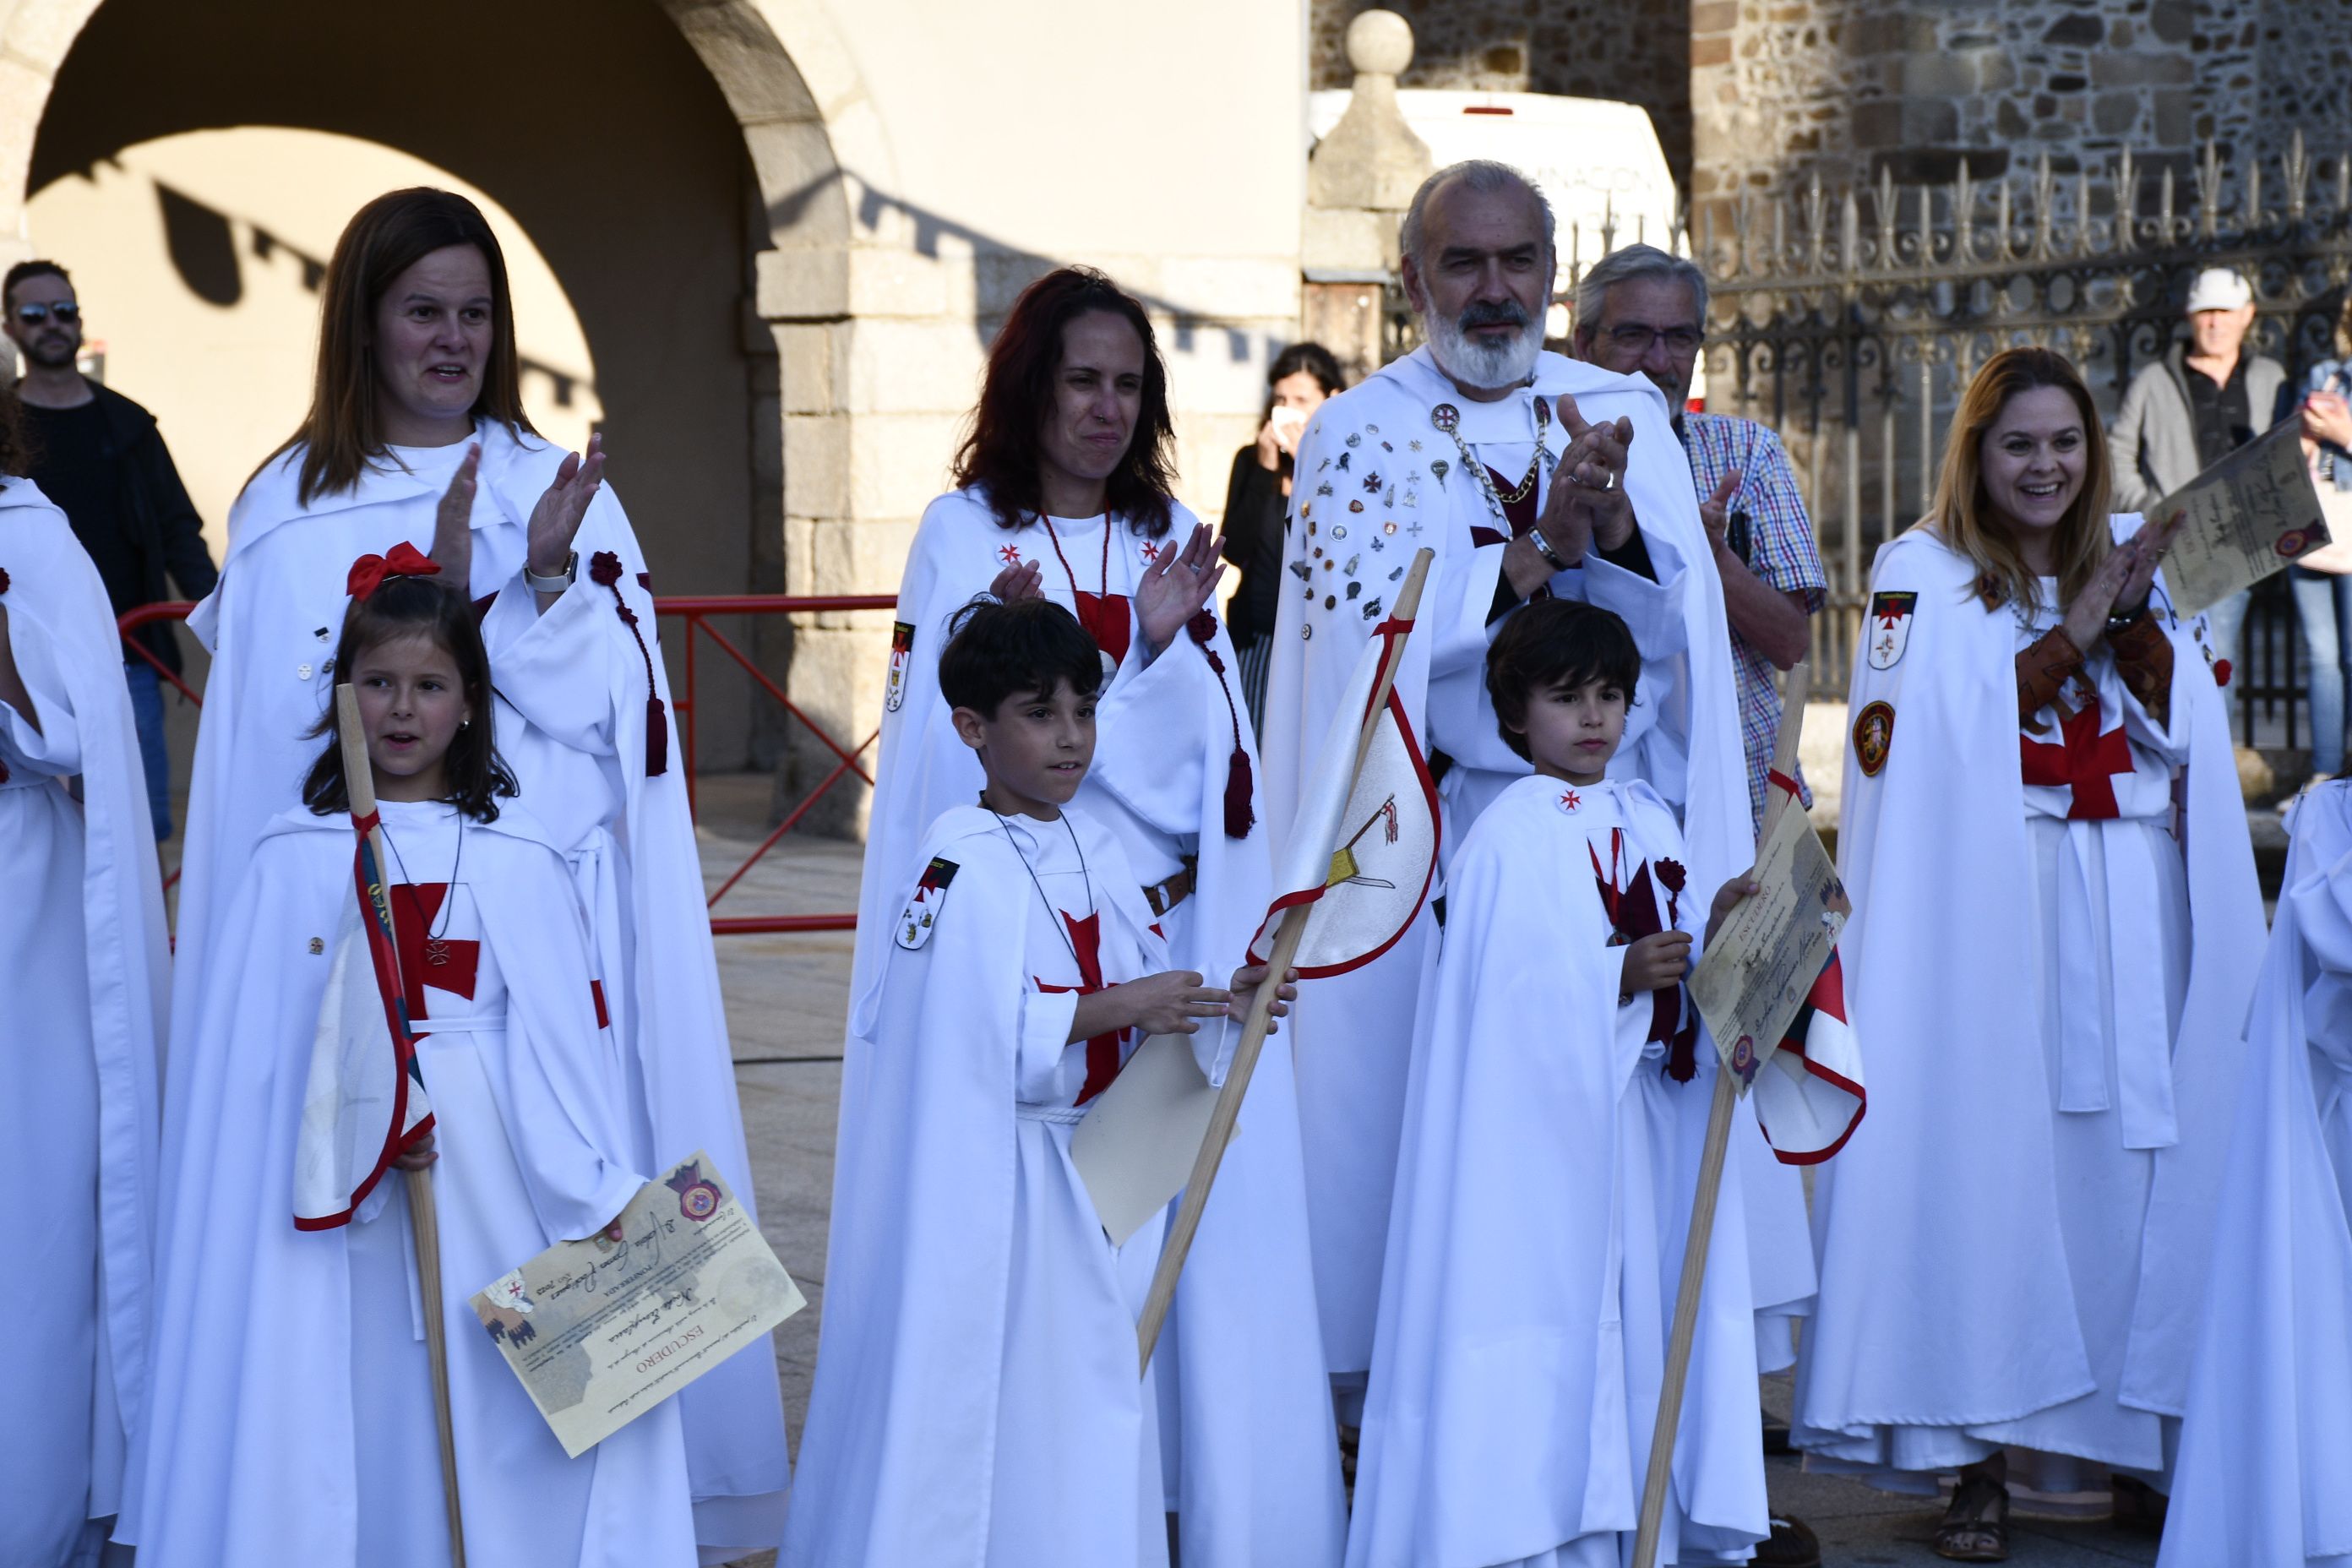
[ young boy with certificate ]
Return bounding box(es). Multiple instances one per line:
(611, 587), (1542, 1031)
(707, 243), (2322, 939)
(132, 559), (698, 1567)
(1346, 598), (1769, 1568)
(783, 597), (1288, 1568)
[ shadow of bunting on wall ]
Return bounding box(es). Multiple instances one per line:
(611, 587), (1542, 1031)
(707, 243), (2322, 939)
(150, 178), (585, 408)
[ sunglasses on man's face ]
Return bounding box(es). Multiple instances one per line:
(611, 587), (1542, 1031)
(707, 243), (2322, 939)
(13, 302), (80, 326)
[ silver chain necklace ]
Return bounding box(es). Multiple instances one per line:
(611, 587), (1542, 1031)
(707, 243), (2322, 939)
(1431, 393), (1558, 532)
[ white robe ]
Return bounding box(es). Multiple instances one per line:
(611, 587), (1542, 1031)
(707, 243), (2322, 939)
(838, 488), (1344, 1564)
(133, 802), (700, 1566)
(1793, 520), (2264, 1485)
(1258, 346), (1797, 1376)
(0, 480), (170, 1567)
(1347, 777), (1765, 1568)
(2160, 781), (2352, 1565)
(785, 803), (1176, 1568)
(134, 423), (786, 1553)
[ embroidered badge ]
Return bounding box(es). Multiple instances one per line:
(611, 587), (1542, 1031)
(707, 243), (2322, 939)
(885, 621), (915, 713)
(1140, 541), (1162, 562)
(1557, 787), (1583, 814)
(997, 543), (1024, 566)
(1866, 591), (1917, 670)
(666, 1161), (723, 1222)
(1853, 700), (1896, 776)
(896, 856), (961, 949)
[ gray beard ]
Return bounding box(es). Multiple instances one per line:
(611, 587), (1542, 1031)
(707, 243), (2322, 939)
(1423, 310), (1543, 392)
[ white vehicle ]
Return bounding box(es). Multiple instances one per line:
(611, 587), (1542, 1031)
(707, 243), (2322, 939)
(1308, 88), (1688, 354)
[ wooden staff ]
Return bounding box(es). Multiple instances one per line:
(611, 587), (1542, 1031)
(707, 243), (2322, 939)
(337, 683), (468, 1567)
(1629, 659), (1812, 1568)
(1137, 548), (1435, 1373)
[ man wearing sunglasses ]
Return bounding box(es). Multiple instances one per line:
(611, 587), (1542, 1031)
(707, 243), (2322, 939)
(4, 259), (216, 844)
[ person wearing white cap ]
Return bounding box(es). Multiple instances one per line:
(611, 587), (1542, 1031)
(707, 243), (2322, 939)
(2106, 266), (2292, 746)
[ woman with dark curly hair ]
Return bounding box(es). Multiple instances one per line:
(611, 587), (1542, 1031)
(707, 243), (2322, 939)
(812, 266), (1344, 1568)
(0, 380), (172, 1565)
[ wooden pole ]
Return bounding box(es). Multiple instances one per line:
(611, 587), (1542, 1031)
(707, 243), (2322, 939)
(1137, 549), (1434, 1374)
(336, 684), (468, 1568)
(1630, 659), (1813, 1568)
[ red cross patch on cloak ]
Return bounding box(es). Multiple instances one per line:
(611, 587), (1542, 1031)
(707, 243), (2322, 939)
(1034, 909), (1127, 1105)
(2020, 700), (2133, 819)
(388, 883), (480, 1020)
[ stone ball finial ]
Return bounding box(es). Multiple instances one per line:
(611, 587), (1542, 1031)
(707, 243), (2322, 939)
(1345, 9), (1414, 79)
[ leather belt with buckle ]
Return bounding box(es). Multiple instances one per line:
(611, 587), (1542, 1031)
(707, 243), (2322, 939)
(1141, 855), (1200, 918)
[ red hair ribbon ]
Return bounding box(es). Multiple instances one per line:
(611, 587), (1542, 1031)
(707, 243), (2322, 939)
(346, 542), (441, 599)
(1185, 609), (1255, 840)
(589, 551), (669, 776)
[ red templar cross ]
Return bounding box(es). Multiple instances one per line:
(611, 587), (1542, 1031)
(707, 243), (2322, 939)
(1034, 910), (1125, 1104)
(2019, 700), (2134, 820)
(389, 884), (481, 1020)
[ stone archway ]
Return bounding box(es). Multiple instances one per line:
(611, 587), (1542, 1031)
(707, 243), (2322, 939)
(0, 0), (873, 782)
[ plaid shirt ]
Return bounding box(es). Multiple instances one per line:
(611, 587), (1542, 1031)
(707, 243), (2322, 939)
(1677, 412), (1827, 828)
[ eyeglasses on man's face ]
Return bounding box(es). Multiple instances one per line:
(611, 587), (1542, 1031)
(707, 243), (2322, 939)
(13, 302), (80, 326)
(1607, 322), (1703, 354)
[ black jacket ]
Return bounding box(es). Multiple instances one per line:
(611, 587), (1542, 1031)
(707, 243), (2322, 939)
(52, 383), (219, 673)
(1218, 444), (1288, 648)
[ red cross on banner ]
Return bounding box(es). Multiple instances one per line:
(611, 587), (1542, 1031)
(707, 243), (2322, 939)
(1034, 909), (1125, 1104)
(389, 883), (481, 1020)
(2019, 700), (2134, 819)
(1073, 592), (1132, 670)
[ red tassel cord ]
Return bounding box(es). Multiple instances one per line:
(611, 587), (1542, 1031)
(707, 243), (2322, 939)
(588, 551), (670, 776)
(1185, 609), (1255, 839)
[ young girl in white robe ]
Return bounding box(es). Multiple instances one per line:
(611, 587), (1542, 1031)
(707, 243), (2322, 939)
(132, 561), (699, 1568)
(1792, 348), (2263, 1561)
(0, 458), (170, 1568)
(1347, 599), (1767, 1568)
(786, 597), (1287, 1568)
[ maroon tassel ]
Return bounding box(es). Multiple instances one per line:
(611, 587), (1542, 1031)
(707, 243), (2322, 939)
(591, 550), (669, 776)
(647, 694), (670, 776)
(1187, 611), (1255, 838)
(1224, 743), (1255, 839)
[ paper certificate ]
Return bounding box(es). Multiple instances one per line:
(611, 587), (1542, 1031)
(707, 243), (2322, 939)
(469, 1152), (805, 1458)
(1068, 1033), (1223, 1247)
(1688, 805), (1850, 1096)
(2153, 418), (2328, 616)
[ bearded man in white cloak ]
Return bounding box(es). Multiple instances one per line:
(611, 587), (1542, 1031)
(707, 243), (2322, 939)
(1258, 160), (1752, 1431)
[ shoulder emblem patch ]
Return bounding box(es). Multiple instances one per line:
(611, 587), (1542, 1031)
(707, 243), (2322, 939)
(896, 856), (960, 949)
(1853, 700), (1895, 777)
(885, 621), (915, 713)
(1866, 591), (1917, 670)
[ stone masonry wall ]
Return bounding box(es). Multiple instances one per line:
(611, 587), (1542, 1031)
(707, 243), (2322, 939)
(1309, 0), (1693, 182)
(1689, 0), (2352, 226)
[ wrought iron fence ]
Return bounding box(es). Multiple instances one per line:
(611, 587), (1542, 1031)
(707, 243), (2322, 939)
(1669, 133), (2352, 731)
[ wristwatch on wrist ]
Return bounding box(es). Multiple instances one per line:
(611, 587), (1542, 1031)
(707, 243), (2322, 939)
(524, 550), (579, 594)
(1527, 526), (1572, 573)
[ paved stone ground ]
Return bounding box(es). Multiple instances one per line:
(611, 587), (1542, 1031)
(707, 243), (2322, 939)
(696, 776), (2160, 1567)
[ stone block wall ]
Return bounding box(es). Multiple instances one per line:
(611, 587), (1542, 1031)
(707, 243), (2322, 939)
(1690, 0), (2352, 226)
(1309, 0), (1694, 182)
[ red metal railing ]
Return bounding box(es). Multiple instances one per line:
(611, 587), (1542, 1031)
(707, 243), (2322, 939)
(120, 594), (891, 936)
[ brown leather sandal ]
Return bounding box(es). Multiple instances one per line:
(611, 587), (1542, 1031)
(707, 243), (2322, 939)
(1934, 1473), (2011, 1562)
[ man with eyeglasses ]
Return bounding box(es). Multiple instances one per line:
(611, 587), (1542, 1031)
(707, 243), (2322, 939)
(3, 259), (215, 844)
(1574, 242), (1829, 1568)
(1574, 244), (1825, 833)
